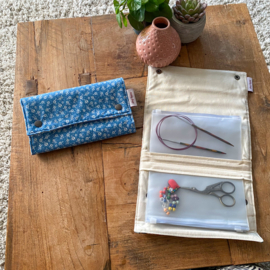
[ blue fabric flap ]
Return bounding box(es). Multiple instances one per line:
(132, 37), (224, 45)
(21, 78), (132, 136)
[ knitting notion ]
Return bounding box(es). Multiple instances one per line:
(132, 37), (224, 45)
(156, 114), (234, 154)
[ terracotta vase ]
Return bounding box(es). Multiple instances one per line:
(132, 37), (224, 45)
(136, 17), (181, 68)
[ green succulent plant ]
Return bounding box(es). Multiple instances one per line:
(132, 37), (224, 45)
(173, 0), (207, 24)
(114, 0), (172, 31)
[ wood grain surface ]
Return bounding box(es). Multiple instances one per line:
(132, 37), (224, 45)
(5, 4), (270, 270)
(6, 18), (110, 270)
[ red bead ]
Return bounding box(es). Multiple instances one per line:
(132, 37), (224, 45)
(159, 194), (163, 198)
(168, 179), (180, 189)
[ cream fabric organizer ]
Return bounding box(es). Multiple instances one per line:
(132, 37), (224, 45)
(134, 66), (263, 242)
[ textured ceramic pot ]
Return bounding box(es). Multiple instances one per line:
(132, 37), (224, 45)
(136, 17), (181, 68)
(170, 8), (206, 44)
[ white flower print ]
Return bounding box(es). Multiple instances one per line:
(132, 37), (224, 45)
(21, 78), (136, 154)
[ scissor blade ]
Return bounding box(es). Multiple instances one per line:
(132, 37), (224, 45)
(180, 186), (207, 194)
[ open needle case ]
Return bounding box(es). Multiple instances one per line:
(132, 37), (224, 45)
(134, 66), (263, 242)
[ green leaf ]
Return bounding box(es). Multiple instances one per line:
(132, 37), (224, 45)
(180, 0), (186, 8)
(145, 1), (159, 12)
(151, 0), (165, 5)
(164, 0), (170, 3)
(141, 0), (149, 3)
(116, 12), (122, 28)
(114, 0), (120, 13)
(122, 13), (128, 27)
(194, 2), (200, 13)
(130, 5), (145, 22)
(157, 2), (173, 19)
(144, 11), (156, 22)
(128, 14), (145, 30)
(186, 0), (193, 10)
(114, 0), (120, 8)
(179, 5), (187, 15)
(127, 0), (142, 11)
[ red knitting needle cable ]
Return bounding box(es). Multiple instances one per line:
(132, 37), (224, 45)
(156, 114), (198, 150)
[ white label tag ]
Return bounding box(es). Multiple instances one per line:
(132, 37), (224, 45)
(247, 77), (253, 92)
(126, 88), (137, 107)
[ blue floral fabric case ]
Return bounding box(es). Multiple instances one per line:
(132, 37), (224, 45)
(20, 78), (136, 155)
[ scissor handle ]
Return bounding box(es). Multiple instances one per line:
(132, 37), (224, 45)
(219, 194), (236, 207)
(220, 181), (235, 194)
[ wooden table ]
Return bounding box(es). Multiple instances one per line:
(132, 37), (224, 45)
(5, 4), (270, 270)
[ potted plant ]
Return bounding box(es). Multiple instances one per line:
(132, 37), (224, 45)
(170, 0), (207, 43)
(114, 0), (173, 34)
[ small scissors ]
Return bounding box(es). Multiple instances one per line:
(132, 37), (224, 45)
(181, 181), (236, 207)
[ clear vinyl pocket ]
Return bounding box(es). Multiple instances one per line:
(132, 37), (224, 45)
(145, 172), (249, 232)
(134, 167), (262, 241)
(140, 110), (252, 181)
(150, 110), (242, 160)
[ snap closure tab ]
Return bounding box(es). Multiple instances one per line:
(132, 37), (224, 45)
(115, 104), (122, 110)
(156, 69), (162, 74)
(34, 120), (42, 127)
(234, 75), (240, 80)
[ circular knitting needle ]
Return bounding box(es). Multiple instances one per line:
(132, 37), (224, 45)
(162, 139), (226, 154)
(191, 124), (234, 147)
